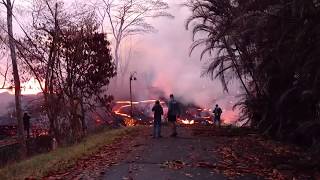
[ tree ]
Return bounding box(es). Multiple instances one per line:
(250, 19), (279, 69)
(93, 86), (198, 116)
(17, 0), (67, 144)
(1, 0), (26, 158)
(17, 1), (116, 144)
(186, 0), (320, 142)
(185, 0), (250, 95)
(60, 22), (116, 140)
(97, 0), (172, 73)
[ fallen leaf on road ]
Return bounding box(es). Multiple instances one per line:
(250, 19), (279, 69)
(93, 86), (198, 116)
(122, 176), (133, 180)
(161, 160), (186, 170)
(196, 161), (216, 168)
(133, 143), (145, 147)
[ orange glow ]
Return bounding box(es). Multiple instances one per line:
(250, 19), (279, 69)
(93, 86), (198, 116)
(114, 110), (131, 118)
(124, 118), (137, 126)
(113, 99), (239, 126)
(1, 77), (44, 95)
(181, 119), (195, 125)
(114, 99), (165, 119)
(22, 78), (43, 94)
(197, 107), (239, 125)
(116, 100), (139, 104)
(221, 110), (239, 124)
(116, 99), (165, 104)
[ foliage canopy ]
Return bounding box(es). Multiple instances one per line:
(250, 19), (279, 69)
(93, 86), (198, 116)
(187, 0), (320, 142)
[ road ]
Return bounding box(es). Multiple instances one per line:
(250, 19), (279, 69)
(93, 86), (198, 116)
(102, 125), (228, 180)
(44, 124), (314, 180)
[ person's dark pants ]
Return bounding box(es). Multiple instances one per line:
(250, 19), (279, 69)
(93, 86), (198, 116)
(168, 115), (177, 136)
(25, 126), (30, 138)
(153, 121), (161, 138)
(214, 117), (221, 127)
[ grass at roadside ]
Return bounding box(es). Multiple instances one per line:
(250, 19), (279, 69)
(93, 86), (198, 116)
(0, 127), (141, 180)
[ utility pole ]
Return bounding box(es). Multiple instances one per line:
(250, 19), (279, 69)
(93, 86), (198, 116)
(129, 72), (137, 118)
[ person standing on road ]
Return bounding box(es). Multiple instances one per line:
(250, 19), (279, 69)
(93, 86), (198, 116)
(23, 112), (31, 138)
(168, 94), (180, 137)
(213, 104), (222, 127)
(152, 100), (163, 138)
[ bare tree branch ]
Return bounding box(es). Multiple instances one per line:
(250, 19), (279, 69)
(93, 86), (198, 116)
(97, 0), (172, 72)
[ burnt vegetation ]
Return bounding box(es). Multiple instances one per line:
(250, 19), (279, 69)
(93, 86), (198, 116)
(186, 0), (320, 147)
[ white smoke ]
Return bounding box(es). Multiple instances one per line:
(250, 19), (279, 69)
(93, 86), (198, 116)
(110, 1), (241, 110)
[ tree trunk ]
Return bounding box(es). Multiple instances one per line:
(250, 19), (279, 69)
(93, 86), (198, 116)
(44, 3), (59, 144)
(6, 0), (27, 158)
(69, 98), (82, 142)
(223, 37), (251, 96)
(80, 99), (86, 135)
(114, 40), (120, 71)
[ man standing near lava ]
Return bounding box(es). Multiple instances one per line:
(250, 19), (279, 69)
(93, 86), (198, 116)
(168, 94), (180, 137)
(152, 100), (163, 138)
(213, 104), (222, 127)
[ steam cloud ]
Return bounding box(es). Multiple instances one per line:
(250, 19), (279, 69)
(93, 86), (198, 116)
(109, 1), (241, 123)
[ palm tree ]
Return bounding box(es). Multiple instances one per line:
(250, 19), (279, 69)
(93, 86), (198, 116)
(186, 0), (320, 142)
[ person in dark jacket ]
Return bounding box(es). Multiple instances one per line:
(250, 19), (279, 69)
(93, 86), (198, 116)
(152, 100), (163, 138)
(167, 94), (180, 137)
(23, 113), (31, 138)
(213, 104), (222, 127)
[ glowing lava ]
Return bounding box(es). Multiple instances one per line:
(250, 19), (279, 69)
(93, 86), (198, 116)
(114, 104), (131, 118)
(0, 77), (43, 95)
(181, 119), (195, 125)
(114, 99), (165, 119)
(113, 100), (239, 126)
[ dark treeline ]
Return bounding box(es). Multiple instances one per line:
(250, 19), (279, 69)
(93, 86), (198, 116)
(187, 0), (320, 146)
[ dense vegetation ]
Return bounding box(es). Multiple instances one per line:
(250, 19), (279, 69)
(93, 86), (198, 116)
(187, 0), (320, 145)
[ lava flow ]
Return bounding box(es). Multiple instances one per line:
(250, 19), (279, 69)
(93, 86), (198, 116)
(181, 119), (195, 125)
(113, 100), (168, 126)
(113, 99), (213, 126)
(114, 99), (166, 118)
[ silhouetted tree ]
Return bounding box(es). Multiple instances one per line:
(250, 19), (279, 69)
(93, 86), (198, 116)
(60, 22), (116, 140)
(187, 0), (320, 142)
(97, 0), (172, 73)
(1, 0), (26, 158)
(17, 0), (67, 144)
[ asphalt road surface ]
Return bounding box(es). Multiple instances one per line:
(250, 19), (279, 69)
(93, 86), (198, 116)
(102, 125), (229, 180)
